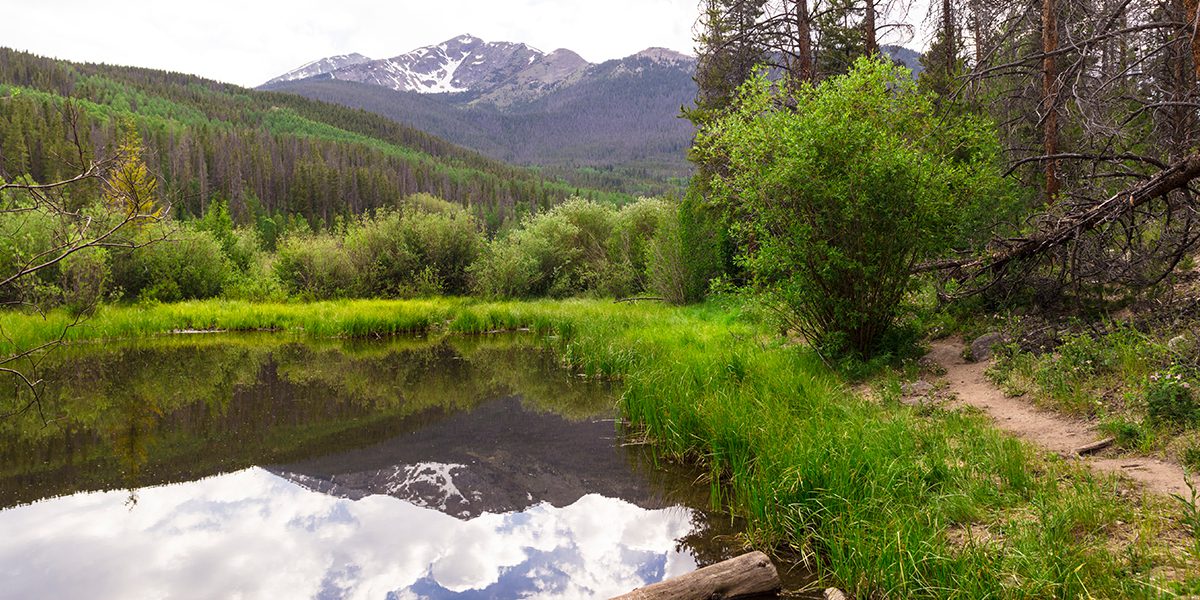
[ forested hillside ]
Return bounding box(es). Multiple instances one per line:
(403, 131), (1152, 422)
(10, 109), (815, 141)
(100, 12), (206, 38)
(0, 48), (626, 232)
(263, 51), (698, 197)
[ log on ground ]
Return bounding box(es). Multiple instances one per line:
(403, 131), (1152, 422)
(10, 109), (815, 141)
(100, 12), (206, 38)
(609, 551), (781, 600)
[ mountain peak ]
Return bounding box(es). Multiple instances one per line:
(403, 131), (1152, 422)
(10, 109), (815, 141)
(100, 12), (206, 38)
(264, 53), (373, 86)
(261, 36), (699, 103)
(632, 48), (693, 64)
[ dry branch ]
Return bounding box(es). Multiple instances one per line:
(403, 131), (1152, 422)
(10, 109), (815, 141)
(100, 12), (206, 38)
(927, 150), (1200, 282)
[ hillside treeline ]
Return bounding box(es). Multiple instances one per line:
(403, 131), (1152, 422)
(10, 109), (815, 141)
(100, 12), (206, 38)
(0, 48), (624, 232)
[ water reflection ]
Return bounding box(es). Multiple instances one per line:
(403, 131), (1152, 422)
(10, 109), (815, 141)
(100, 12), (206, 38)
(0, 335), (804, 599)
(0, 468), (699, 599)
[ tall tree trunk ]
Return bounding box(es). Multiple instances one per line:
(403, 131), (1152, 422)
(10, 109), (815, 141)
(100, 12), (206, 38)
(971, 6), (982, 67)
(1186, 0), (1200, 81)
(1171, 0), (1198, 158)
(794, 0), (815, 81)
(864, 0), (878, 56)
(1042, 0), (1060, 204)
(943, 0), (956, 77)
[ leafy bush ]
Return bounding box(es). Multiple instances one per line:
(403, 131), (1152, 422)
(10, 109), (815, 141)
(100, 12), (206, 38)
(472, 198), (615, 299)
(59, 247), (110, 313)
(0, 204), (60, 306)
(647, 194), (729, 304)
(345, 202), (483, 297)
(273, 233), (354, 300)
(605, 198), (668, 297)
(1146, 367), (1199, 429)
(109, 224), (230, 302)
(694, 57), (1014, 354)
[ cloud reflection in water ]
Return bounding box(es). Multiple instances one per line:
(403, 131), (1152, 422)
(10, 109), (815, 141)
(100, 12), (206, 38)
(0, 467), (700, 599)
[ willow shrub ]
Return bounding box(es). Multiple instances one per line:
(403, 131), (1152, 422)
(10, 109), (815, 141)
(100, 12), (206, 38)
(472, 198), (616, 298)
(109, 224), (231, 302)
(695, 57), (1015, 354)
(345, 202), (483, 297)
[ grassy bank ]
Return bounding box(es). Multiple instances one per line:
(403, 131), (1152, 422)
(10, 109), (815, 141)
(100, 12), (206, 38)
(2, 298), (1197, 597)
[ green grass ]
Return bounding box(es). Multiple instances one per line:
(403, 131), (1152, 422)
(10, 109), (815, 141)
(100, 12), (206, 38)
(989, 325), (1200, 464)
(2, 298), (1197, 597)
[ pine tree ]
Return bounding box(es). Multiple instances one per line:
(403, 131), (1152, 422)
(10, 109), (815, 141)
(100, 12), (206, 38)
(105, 124), (161, 223)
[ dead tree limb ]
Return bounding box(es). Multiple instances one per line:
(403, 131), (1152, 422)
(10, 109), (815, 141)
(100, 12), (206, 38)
(926, 150), (1200, 282)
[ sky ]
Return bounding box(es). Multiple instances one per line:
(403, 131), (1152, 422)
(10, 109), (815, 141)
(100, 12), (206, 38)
(1, 0), (932, 88)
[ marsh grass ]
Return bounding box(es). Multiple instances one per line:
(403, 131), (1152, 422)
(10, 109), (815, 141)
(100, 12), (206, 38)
(1, 298), (1196, 597)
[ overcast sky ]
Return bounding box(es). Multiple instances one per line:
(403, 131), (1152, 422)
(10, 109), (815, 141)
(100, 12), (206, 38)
(2, 0), (932, 88)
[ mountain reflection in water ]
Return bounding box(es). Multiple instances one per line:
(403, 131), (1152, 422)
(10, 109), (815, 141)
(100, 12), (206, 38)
(0, 335), (801, 599)
(0, 467), (699, 599)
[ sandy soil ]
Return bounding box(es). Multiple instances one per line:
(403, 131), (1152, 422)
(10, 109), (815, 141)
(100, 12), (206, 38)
(926, 338), (1196, 501)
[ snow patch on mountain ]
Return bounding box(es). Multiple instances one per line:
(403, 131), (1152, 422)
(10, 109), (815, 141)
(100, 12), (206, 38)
(264, 53), (371, 86)
(261, 36), (699, 105)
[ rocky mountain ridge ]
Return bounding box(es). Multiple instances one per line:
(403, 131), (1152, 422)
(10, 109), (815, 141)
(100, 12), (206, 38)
(262, 34), (697, 108)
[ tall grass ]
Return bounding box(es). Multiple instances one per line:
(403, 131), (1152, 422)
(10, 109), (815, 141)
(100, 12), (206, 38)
(0, 298), (1193, 597)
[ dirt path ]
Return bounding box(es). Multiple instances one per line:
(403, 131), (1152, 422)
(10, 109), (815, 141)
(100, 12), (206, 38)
(927, 338), (1195, 500)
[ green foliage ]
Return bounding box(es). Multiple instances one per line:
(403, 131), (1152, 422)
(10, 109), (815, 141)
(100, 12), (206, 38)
(273, 233), (355, 300)
(1146, 367), (1199, 430)
(604, 198), (669, 297)
(195, 200), (236, 253)
(1099, 417), (1150, 451)
(346, 201), (483, 297)
(647, 192), (728, 304)
(59, 247), (109, 313)
(472, 198), (616, 299)
(1184, 446), (1200, 473)
(109, 224), (230, 302)
(0, 201), (60, 306)
(695, 57), (1015, 354)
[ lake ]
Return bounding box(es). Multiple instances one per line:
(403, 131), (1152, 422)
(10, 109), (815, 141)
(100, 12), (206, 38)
(0, 334), (810, 599)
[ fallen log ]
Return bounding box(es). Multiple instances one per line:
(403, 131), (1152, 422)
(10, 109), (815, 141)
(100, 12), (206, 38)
(1075, 437), (1115, 456)
(919, 150), (1200, 280)
(610, 551), (781, 600)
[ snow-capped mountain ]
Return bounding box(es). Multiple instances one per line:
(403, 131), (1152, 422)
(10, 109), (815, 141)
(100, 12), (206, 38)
(264, 53), (372, 86)
(260, 34), (696, 106)
(265, 34), (580, 97)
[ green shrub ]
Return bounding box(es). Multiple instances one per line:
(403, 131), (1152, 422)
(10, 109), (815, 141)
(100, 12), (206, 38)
(110, 224), (230, 302)
(0, 201), (63, 306)
(223, 250), (286, 302)
(59, 247), (110, 313)
(694, 57), (1014, 354)
(472, 198), (616, 299)
(1146, 368), (1199, 429)
(646, 195), (729, 304)
(605, 198), (668, 297)
(345, 203), (483, 297)
(273, 233), (354, 300)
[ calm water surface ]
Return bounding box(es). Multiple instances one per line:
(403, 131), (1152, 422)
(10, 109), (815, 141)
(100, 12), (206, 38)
(0, 335), (810, 599)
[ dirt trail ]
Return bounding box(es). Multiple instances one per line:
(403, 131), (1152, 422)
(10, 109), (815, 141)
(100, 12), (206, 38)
(927, 338), (1195, 500)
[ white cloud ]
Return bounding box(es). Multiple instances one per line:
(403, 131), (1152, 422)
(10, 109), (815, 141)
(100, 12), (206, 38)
(0, 467), (702, 599)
